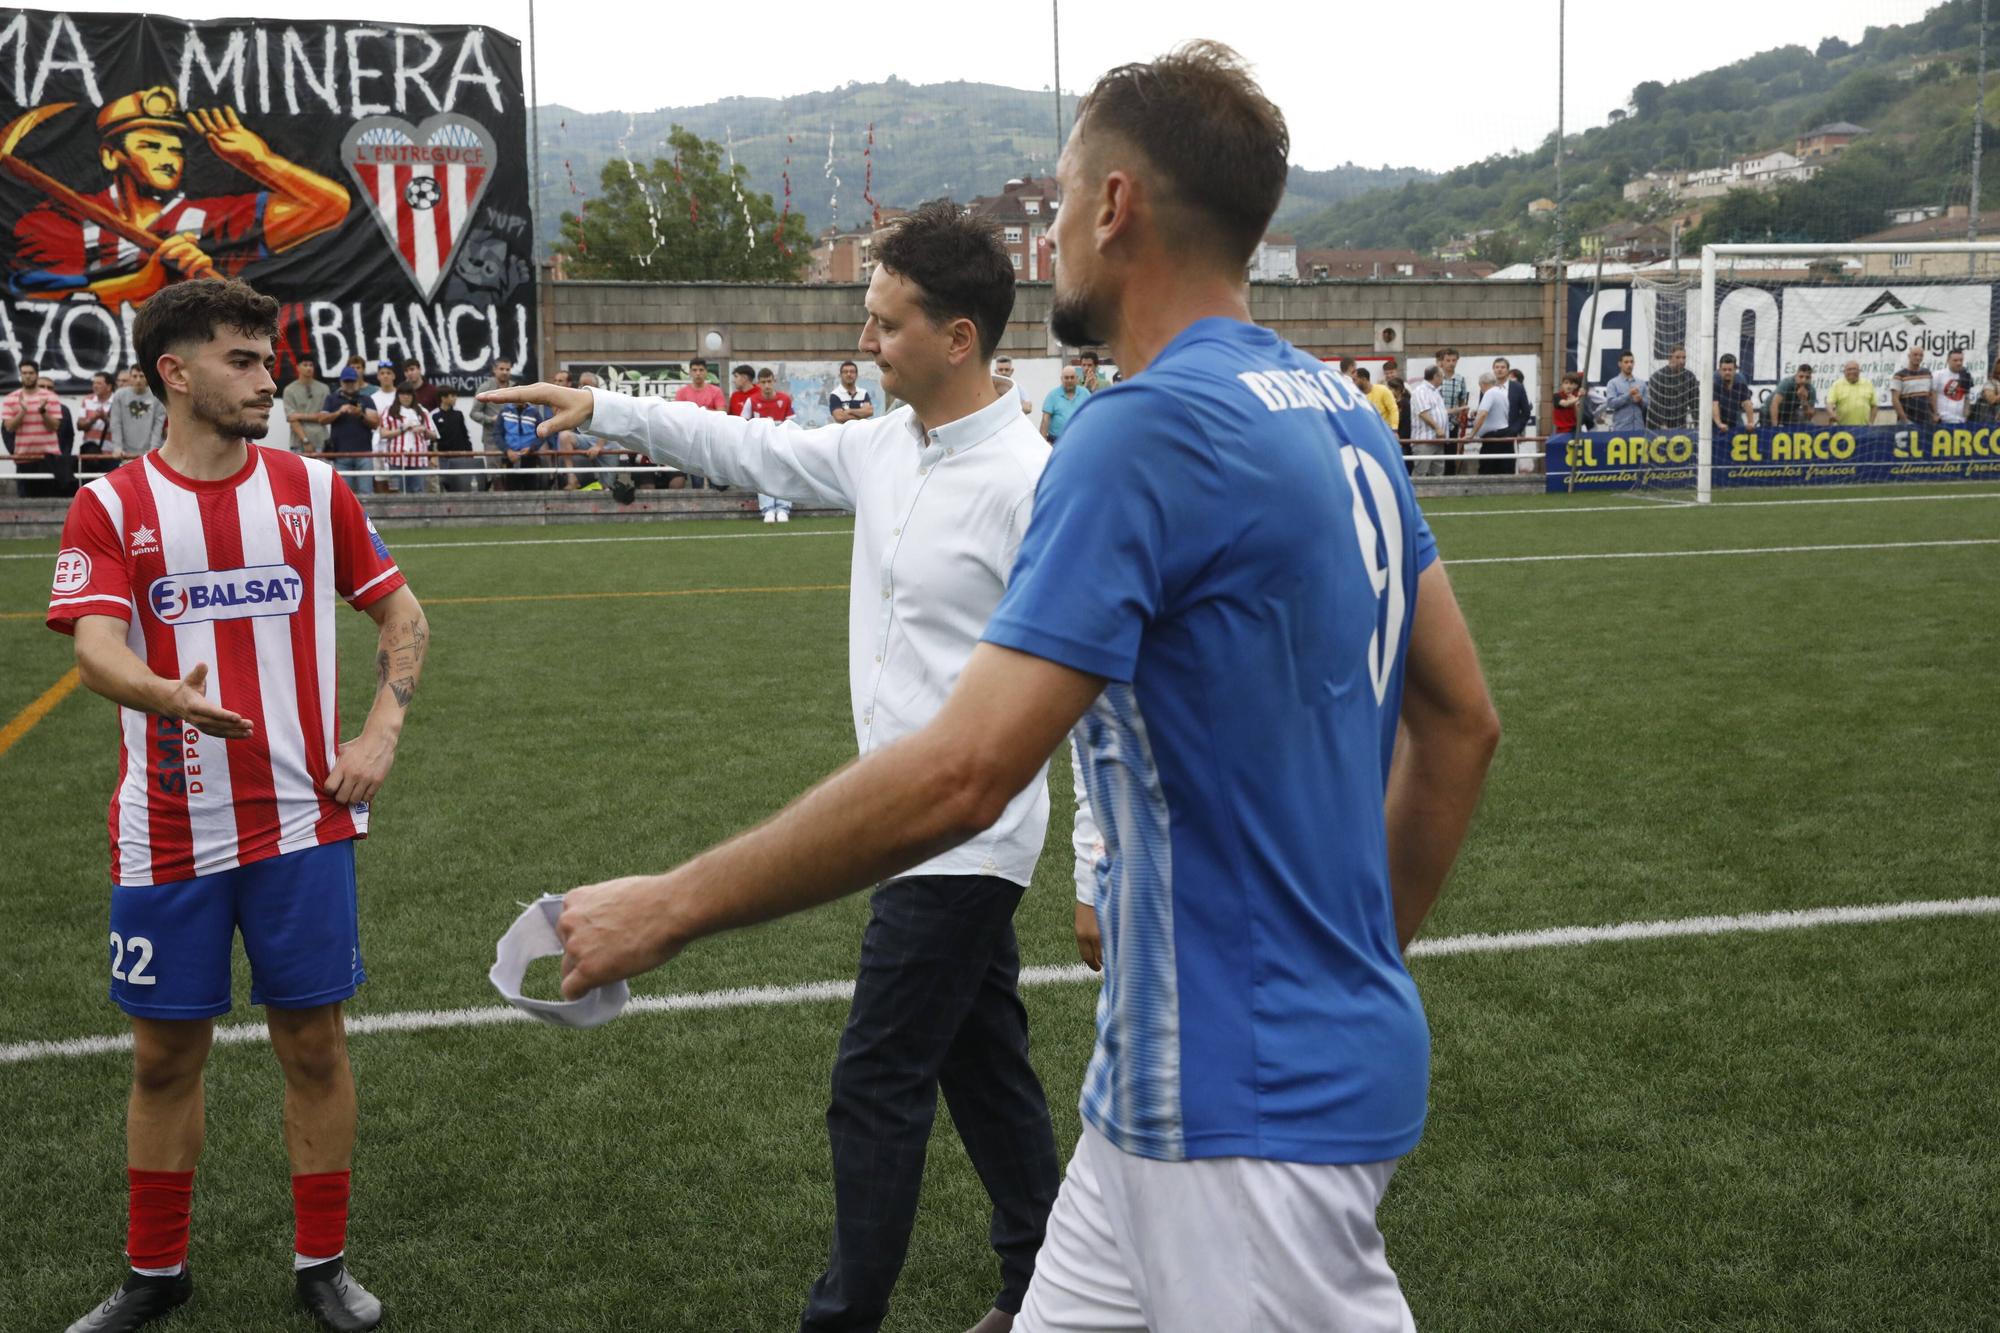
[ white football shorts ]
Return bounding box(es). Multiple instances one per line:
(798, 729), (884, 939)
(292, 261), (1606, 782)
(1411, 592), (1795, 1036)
(1016, 1122), (1417, 1333)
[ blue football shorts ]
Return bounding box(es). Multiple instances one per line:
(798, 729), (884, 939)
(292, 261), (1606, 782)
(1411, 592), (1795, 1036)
(106, 840), (366, 1020)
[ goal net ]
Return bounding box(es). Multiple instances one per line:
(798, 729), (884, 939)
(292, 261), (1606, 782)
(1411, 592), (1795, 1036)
(1691, 242), (2000, 501)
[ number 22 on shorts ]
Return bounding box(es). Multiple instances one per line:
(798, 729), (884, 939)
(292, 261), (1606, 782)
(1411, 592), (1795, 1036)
(110, 932), (157, 986)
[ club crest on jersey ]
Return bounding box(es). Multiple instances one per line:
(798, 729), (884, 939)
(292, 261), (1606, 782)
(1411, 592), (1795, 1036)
(149, 565), (305, 626)
(52, 547), (91, 594)
(128, 524), (160, 557)
(342, 114), (498, 300)
(277, 504), (312, 550)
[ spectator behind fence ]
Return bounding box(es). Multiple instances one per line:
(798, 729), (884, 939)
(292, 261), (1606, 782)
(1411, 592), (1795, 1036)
(1388, 373), (1411, 449)
(748, 367), (795, 522)
(2, 359), (65, 498)
(1467, 371), (1511, 476)
(1041, 364), (1090, 443)
(561, 371), (618, 491)
(77, 371), (117, 479)
(829, 359), (876, 424)
(107, 364), (166, 457)
(321, 366), (378, 489)
(1604, 352), (1647, 433)
(1974, 355), (2000, 424)
(1714, 353), (1756, 433)
(498, 382), (552, 491)
(1554, 372), (1583, 435)
(380, 385), (436, 494)
(993, 355), (1034, 415)
(1078, 350), (1109, 394)
(1497, 358), (1532, 443)
(366, 361), (400, 493)
(728, 363), (757, 419)
(283, 356), (329, 454)
(1770, 364), (1818, 427)
(434, 387), (479, 493)
(1828, 360), (1878, 426)
(402, 358), (441, 412)
(1893, 347), (1934, 425)
(1409, 364), (1447, 476)
(1434, 346), (1470, 440)
(1353, 366), (1398, 430)
(1933, 348), (1973, 425)
(469, 357), (514, 452)
(668, 357), (726, 489)
(1645, 346), (1700, 431)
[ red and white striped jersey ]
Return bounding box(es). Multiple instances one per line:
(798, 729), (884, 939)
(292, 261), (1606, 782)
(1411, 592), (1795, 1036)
(46, 448), (407, 886)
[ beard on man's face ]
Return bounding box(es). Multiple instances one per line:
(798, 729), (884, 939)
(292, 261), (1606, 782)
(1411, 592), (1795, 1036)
(1050, 283), (1108, 351)
(192, 379), (272, 439)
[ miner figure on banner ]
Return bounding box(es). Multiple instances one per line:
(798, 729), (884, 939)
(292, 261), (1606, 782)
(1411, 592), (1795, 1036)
(7, 87), (349, 308)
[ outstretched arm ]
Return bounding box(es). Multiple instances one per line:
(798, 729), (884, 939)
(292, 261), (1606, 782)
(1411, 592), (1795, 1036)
(479, 381), (859, 508)
(555, 645), (1105, 997)
(324, 586), (429, 805)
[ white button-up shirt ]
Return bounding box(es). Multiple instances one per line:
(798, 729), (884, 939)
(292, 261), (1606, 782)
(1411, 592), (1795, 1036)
(587, 381), (1056, 886)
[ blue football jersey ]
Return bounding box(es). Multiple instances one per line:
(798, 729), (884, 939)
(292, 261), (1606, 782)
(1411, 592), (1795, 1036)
(985, 317), (1438, 1164)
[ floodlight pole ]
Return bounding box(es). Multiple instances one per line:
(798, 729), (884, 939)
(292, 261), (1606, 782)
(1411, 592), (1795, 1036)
(1052, 0), (1064, 156)
(1974, 0), (1988, 276)
(1554, 0), (1565, 268)
(528, 0), (543, 270)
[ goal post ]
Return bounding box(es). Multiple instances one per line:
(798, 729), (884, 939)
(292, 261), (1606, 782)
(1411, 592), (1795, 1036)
(1693, 241), (2000, 504)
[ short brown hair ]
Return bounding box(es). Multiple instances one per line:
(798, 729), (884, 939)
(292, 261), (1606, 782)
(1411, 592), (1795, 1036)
(872, 198), (1015, 360)
(133, 279), (279, 399)
(1076, 41), (1288, 265)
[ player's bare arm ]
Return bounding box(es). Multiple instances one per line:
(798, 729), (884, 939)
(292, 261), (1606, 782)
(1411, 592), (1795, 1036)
(186, 107), (350, 252)
(1383, 561), (1501, 949)
(324, 586), (428, 806)
(556, 645), (1105, 998)
(72, 613), (253, 739)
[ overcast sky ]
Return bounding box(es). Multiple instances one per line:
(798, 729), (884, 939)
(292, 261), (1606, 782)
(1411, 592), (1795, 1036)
(52, 0), (1947, 173)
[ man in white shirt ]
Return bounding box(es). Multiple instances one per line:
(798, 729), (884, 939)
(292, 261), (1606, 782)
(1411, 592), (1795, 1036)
(993, 355), (1034, 415)
(828, 359), (876, 423)
(1408, 365), (1448, 477)
(483, 201), (1066, 1333)
(1934, 348), (1974, 424)
(367, 361), (399, 493)
(1464, 372), (1511, 476)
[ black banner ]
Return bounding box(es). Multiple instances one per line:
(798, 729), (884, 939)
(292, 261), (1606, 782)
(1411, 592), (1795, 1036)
(0, 9), (535, 393)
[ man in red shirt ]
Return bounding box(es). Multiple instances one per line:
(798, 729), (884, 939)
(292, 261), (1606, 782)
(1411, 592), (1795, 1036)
(667, 357), (727, 489)
(747, 367), (795, 522)
(3, 358), (66, 497)
(726, 363), (758, 419)
(48, 279), (428, 1333)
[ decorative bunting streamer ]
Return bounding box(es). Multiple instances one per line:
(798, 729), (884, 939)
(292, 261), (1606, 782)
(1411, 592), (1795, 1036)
(778, 134), (793, 256)
(864, 122), (878, 227)
(824, 126), (841, 232)
(724, 126), (756, 250)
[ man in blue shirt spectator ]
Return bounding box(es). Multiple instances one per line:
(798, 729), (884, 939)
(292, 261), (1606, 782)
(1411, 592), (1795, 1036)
(535, 41), (1499, 1332)
(1604, 352), (1648, 432)
(497, 392), (551, 491)
(1039, 364), (1089, 442)
(1713, 353), (1756, 433)
(320, 367), (380, 491)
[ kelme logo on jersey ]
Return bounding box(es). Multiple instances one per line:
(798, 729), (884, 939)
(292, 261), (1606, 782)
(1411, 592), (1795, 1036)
(149, 566), (305, 625)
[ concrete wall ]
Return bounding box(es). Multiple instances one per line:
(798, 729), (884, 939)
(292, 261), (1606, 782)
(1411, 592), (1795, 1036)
(548, 278), (1556, 370)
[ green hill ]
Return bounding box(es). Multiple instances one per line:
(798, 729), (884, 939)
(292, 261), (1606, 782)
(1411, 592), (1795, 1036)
(1295, 0), (1995, 256)
(536, 79), (1430, 244)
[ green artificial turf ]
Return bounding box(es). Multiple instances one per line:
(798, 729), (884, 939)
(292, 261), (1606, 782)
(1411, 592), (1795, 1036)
(2, 489), (1995, 1330)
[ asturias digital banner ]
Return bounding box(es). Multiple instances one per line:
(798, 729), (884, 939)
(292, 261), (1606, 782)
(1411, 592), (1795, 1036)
(1546, 424), (2000, 491)
(0, 9), (535, 392)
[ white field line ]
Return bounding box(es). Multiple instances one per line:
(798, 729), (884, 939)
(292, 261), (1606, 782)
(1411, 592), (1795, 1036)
(5, 487), (1998, 562)
(1450, 537), (2000, 566)
(5, 895), (1995, 1067)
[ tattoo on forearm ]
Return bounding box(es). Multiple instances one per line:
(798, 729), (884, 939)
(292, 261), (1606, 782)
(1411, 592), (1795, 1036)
(375, 614), (429, 710)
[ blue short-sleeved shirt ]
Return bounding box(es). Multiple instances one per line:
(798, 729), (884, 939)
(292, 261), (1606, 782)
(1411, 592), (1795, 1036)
(1040, 384), (1091, 439)
(985, 317), (1439, 1166)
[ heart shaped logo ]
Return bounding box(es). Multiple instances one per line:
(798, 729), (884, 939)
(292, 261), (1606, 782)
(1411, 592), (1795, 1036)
(341, 114), (498, 301)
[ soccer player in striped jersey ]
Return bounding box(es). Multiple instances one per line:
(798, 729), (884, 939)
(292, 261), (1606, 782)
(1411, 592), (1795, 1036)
(47, 279), (429, 1333)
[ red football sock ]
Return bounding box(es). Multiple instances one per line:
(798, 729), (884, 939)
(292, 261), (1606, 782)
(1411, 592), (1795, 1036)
(127, 1168), (195, 1272)
(292, 1170), (351, 1263)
